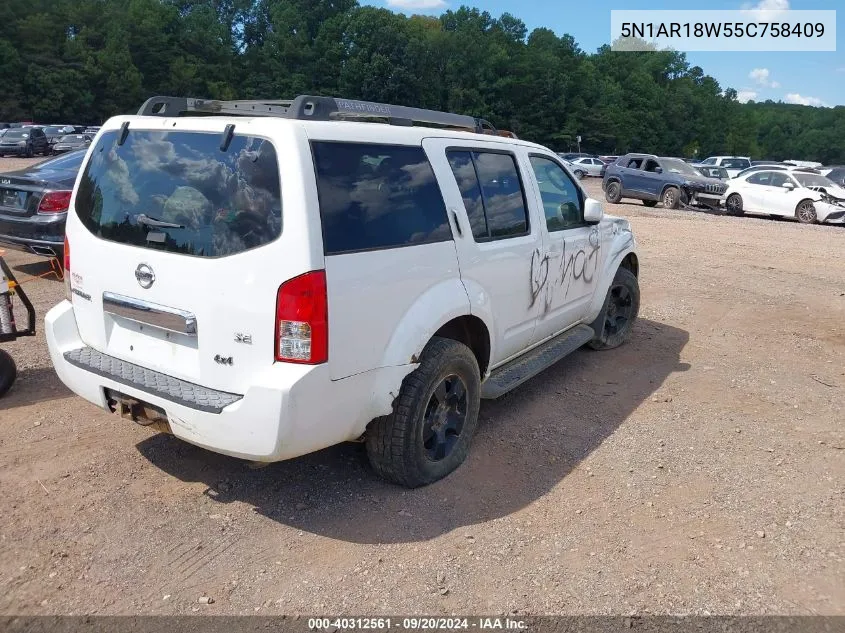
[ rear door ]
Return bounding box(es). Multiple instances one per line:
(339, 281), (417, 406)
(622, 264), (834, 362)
(66, 122), (301, 395)
(309, 139), (462, 380)
(424, 137), (543, 366)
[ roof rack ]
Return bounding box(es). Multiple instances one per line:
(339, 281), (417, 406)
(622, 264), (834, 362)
(136, 95), (513, 137)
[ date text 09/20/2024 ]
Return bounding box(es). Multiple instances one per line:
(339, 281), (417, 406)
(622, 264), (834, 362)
(307, 618), (528, 631)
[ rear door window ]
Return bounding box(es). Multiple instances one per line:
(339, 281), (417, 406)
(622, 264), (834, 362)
(75, 130), (282, 258)
(312, 142), (451, 255)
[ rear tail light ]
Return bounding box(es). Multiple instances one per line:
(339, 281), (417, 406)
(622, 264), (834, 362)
(275, 271), (328, 364)
(63, 236), (71, 301)
(37, 190), (72, 214)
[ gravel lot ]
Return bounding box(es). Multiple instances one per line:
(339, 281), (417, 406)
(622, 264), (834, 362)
(0, 158), (843, 616)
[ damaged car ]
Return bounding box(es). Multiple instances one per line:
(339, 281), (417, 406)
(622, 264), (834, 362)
(602, 153), (727, 210)
(724, 169), (845, 225)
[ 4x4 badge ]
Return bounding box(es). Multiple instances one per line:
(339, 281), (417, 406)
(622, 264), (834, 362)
(135, 263), (155, 289)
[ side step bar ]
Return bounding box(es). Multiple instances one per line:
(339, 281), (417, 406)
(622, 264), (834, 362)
(481, 324), (595, 399)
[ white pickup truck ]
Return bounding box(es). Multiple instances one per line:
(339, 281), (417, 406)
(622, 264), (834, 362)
(46, 96), (640, 487)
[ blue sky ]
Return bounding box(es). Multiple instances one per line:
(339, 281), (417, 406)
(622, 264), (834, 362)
(363, 0), (844, 107)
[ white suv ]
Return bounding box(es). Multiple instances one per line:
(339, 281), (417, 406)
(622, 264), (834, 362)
(46, 96), (640, 487)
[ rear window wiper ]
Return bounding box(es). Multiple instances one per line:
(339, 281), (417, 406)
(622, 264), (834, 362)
(136, 214), (185, 229)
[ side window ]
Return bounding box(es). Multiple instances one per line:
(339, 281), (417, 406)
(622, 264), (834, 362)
(644, 159), (660, 172)
(529, 155), (583, 232)
(747, 172), (770, 186)
(626, 158), (643, 169)
(447, 151), (488, 239)
(446, 150), (529, 240)
(312, 142), (451, 255)
(768, 172), (790, 187)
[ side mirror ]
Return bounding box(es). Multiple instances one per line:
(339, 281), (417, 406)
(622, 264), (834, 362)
(782, 181), (795, 190)
(584, 198), (604, 223)
(654, 166), (663, 174)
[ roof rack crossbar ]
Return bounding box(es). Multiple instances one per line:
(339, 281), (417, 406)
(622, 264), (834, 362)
(137, 95), (498, 134)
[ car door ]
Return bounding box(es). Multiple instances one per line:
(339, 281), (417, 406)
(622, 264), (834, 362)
(31, 128), (46, 153)
(761, 171), (802, 216)
(620, 157), (645, 196)
(423, 138), (543, 366)
(638, 158), (664, 198)
(524, 153), (605, 343)
(739, 171), (771, 212)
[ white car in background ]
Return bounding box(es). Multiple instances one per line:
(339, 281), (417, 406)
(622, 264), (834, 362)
(698, 156), (752, 178)
(724, 169), (845, 224)
(563, 157), (605, 178)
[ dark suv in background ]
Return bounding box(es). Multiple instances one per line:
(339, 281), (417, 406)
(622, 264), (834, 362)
(602, 153), (728, 210)
(0, 127), (49, 157)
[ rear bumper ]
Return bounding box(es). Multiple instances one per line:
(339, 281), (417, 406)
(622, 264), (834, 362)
(45, 300), (413, 462)
(0, 214), (65, 256)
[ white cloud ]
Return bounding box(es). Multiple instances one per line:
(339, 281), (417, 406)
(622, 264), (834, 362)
(784, 92), (828, 107)
(385, 0), (447, 9)
(749, 68), (780, 89)
(741, 0), (790, 20)
(736, 89), (758, 103)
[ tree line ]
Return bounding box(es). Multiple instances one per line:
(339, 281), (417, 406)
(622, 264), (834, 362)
(1, 0), (843, 163)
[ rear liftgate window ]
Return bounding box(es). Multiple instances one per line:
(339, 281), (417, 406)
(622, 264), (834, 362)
(312, 142), (451, 255)
(75, 130), (282, 257)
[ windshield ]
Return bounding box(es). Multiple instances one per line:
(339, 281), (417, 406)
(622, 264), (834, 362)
(793, 173), (836, 188)
(661, 158), (702, 177)
(3, 130), (28, 139)
(44, 126), (69, 135)
(75, 129), (282, 258)
(58, 135), (85, 142)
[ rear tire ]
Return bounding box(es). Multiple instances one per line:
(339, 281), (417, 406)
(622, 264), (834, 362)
(796, 199), (817, 224)
(573, 170), (585, 179)
(366, 337), (481, 488)
(605, 181), (622, 204)
(642, 200), (658, 207)
(0, 349), (17, 398)
(588, 268), (640, 351)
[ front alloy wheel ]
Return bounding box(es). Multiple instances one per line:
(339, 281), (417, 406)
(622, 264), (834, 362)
(422, 375), (468, 461)
(796, 200), (817, 224)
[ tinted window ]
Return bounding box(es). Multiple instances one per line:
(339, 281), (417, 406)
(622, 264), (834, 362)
(530, 156), (583, 232)
(626, 158), (643, 169)
(722, 158), (751, 169)
(447, 152), (487, 239)
(827, 169), (845, 185)
(472, 152), (529, 238)
(76, 130), (282, 258)
(746, 172), (771, 185)
(313, 142), (450, 255)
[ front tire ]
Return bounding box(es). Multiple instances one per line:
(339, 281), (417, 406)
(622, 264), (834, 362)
(588, 267), (640, 351)
(573, 170), (585, 179)
(662, 186), (681, 209)
(605, 181), (622, 204)
(725, 193), (744, 216)
(0, 349), (17, 398)
(366, 337), (481, 488)
(796, 199), (817, 224)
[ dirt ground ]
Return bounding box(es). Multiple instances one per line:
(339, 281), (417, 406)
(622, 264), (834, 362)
(0, 157), (843, 616)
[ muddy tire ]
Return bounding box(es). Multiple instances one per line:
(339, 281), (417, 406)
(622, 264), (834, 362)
(366, 337), (481, 488)
(588, 267), (640, 351)
(0, 348), (17, 398)
(642, 200), (658, 207)
(726, 193), (744, 216)
(605, 181), (622, 204)
(796, 199), (817, 224)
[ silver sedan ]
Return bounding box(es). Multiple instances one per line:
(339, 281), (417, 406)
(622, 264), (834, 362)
(563, 157), (604, 178)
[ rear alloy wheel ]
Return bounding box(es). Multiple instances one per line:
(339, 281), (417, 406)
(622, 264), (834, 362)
(366, 337), (480, 488)
(796, 199), (817, 224)
(605, 181), (622, 204)
(725, 193), (744, 216)
(642, 200), (658, 207)
(588, 267), (640, 351)
(573, 170), (585, 179)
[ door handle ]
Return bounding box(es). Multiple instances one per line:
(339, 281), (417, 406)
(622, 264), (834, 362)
(450, 209), (463, 237)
